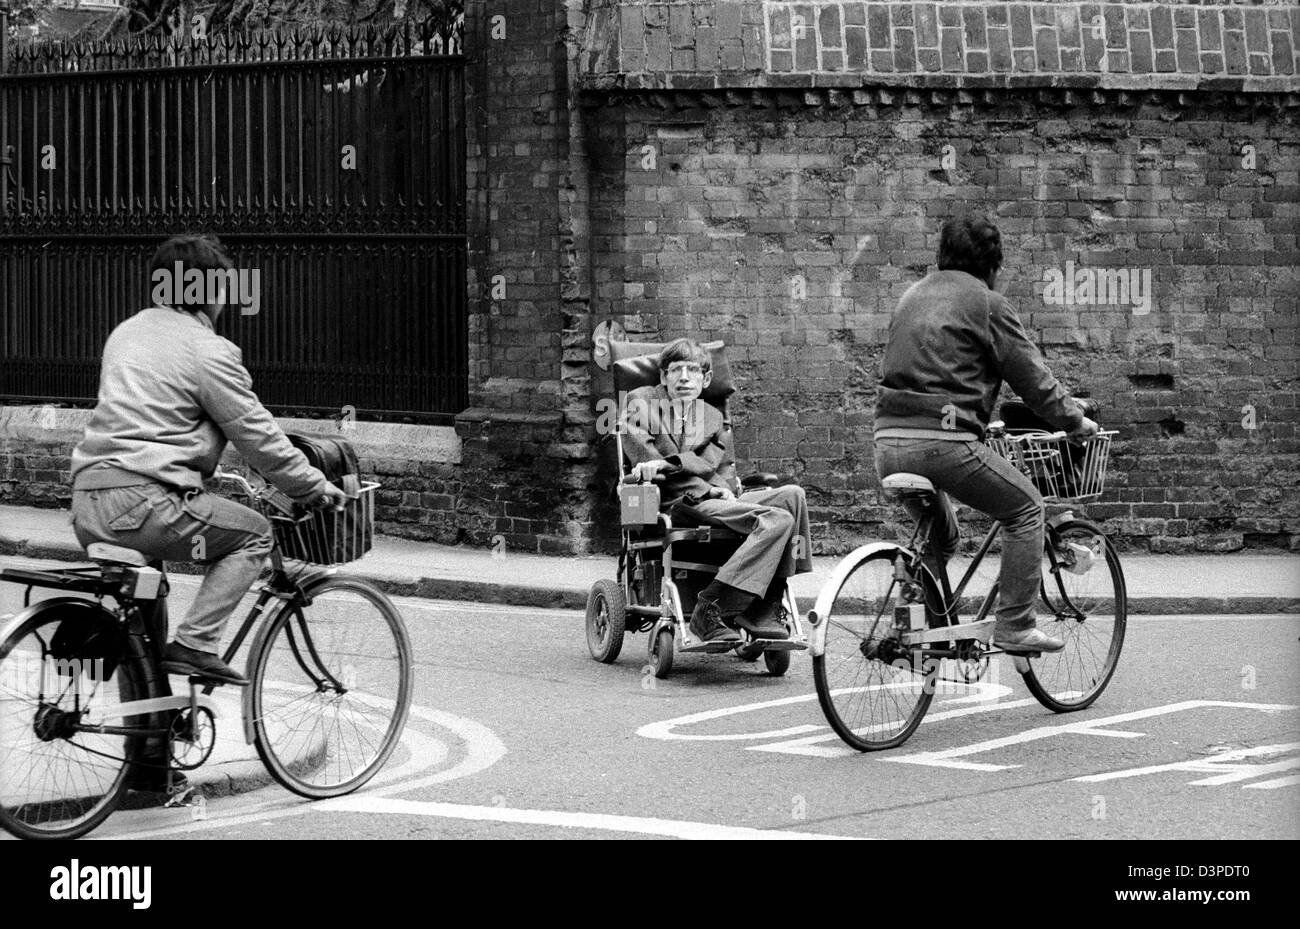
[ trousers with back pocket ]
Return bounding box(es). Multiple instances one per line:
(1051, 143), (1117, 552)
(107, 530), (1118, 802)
(70, 482), (272, 654)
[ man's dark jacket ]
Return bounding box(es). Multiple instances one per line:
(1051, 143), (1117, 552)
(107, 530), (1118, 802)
(874, 269), (1084, 439)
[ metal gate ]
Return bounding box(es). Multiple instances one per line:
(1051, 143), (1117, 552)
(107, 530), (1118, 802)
(0, 16), (466, 424)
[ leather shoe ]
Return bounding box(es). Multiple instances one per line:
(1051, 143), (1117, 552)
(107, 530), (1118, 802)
(689, 597), (742, 644)
(161, 641), (249, 687)
(734, 603), (791, 640)
(992, 626), (1065, 654)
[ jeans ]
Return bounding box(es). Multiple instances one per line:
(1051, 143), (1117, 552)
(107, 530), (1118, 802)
(70, 483), (273, 653)
(874, 438), (1044, 632)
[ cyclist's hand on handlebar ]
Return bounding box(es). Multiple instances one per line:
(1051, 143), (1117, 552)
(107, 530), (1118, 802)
(1070, 417), (1100, 440)
(309, 484), (349, 512)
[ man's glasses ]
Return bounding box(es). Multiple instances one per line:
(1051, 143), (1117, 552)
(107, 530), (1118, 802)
(664, 362), (705, 377)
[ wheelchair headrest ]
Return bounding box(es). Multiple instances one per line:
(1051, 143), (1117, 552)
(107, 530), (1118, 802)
(608, 340), (736, 407)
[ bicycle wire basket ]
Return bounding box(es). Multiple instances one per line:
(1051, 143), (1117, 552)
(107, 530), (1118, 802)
(986, 432), (1114, 503)
(252, 481), (380, 566)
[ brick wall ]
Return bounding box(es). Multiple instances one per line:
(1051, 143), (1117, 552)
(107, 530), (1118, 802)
(3, 2), (1297, 557)
(581, 2), (1300, 554)
(585, 1), (1300, 89)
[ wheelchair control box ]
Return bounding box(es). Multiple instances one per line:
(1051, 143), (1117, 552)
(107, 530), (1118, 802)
(619, 482), (660, 526)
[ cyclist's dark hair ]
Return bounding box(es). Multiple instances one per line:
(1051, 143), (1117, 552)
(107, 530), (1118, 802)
(148, 234), (234, 311)
(936, 214), (1002, 282)
(658, 338), (712, 373)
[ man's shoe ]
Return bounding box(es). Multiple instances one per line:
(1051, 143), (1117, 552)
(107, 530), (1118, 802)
(734, 603), (791, 640)
(161, 641), (249, 687)
(992, 626), (1066, 654)
(129, 762), (188, 794)
(689, 597), (742, 644)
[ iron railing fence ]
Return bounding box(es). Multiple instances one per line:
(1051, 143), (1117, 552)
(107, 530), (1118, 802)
(1, 17), (467, 424)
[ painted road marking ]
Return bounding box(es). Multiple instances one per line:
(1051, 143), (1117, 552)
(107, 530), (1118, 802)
(884, 700), (1298, 772)
(318, 796), (863, 840)
(1243, 775), (1300, 790)
(752, 694), (1039, 758)
(102, 702), (507, 840)
(638, 681), (1024, 757)
(1075, 742), (1300, 789)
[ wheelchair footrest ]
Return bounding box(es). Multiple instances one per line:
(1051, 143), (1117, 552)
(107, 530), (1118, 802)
(680, 639), (740, 654)
(750, 639), (807, 652)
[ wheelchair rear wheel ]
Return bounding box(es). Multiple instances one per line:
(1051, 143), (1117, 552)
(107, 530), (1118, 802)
(586, 580), (627, 663)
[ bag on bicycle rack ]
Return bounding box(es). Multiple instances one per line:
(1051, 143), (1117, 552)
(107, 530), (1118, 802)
(998, 401), (1086, 493)
(284, 433), (374, 563)
(49, 608), (125, 682)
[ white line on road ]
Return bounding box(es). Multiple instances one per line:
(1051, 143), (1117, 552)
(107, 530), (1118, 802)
(317, 796), (864, 840)
(1243, 775), (1300, 790)
(751, 694), (1037, 758)
(103, 702), (507, 840)
(637, 681), (1015, 746)
(887, 700), (1299, 772)
(1076, 742), (1300, 787)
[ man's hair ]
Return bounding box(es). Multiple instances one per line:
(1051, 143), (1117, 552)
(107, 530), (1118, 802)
(148, 234), (234, 311)
(658, 338), (712, 373)
(936, 214), (1003, 281)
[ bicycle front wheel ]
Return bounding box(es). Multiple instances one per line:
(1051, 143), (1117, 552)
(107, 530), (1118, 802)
(1023, 519), (1127, 712)
(0, 604), (148, 840)
(249, 576), (413, 799)
(812, 549), (936, 751)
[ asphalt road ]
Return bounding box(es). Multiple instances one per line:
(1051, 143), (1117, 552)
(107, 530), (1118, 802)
(2, 559), (1297, 841)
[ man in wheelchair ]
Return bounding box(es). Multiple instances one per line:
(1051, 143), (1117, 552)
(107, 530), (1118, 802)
(621, 339), (813, 645)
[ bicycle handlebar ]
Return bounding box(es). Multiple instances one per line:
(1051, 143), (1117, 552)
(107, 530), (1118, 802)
(213, 466), (257, 497)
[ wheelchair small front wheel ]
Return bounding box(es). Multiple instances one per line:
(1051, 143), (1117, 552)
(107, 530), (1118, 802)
(648, 627), (674, 679)
(763, 649), (791, 677)
(586, 580), (627, 663)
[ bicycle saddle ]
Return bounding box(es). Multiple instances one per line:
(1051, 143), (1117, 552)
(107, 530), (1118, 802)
(881, 473), (935, 494)
(86, 542), (150, 566)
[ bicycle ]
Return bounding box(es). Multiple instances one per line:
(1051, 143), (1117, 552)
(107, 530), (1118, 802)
(0, 468), (413, 839)
(809, 420), (1126, 751)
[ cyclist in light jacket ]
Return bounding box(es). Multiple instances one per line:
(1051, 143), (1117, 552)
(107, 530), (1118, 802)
(873, 215), (1098, 654)
(70, 234), (347, 700)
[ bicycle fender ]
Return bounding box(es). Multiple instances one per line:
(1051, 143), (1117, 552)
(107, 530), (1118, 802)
(807, 543), (910, 658)
(0, 597), (117, 653)
(240, 573), (341, 745)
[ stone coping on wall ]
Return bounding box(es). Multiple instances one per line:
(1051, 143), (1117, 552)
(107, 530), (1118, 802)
(581, 1), (1300, 94)
(0, 406), (462, 467)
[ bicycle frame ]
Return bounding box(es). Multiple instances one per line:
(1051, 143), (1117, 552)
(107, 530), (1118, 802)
(809, 512), (1076, 660)
(0, 472), (344, 755)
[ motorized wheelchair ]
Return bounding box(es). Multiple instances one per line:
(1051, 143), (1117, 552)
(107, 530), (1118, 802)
(584, 338), (809, 679)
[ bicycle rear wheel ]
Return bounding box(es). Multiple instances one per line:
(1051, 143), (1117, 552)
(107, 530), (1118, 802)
(249, 576), (413, 799)
(0, 604), (147, 840)
(812, 549), (936, 751)
(1022, 519), (1127, 711)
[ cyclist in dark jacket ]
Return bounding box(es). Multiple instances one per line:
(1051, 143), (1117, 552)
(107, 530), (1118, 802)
(874, 215), (1097, 653)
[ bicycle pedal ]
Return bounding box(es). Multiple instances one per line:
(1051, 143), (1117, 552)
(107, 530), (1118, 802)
(187, 674), (225, 687)
(163, 785), (198, 809)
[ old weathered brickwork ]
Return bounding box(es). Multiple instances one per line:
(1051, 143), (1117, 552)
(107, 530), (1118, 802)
(585, 84), (1298, 552)
(3, 1), (1296, 555)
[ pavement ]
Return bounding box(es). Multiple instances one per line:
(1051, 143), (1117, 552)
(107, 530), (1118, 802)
(2, 502), (1297, 615)
(2, 501), (1298, 808)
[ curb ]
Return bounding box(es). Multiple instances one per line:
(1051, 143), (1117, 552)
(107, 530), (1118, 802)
(3, 534), (1297, 615)
(119, 761), (279, 811)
